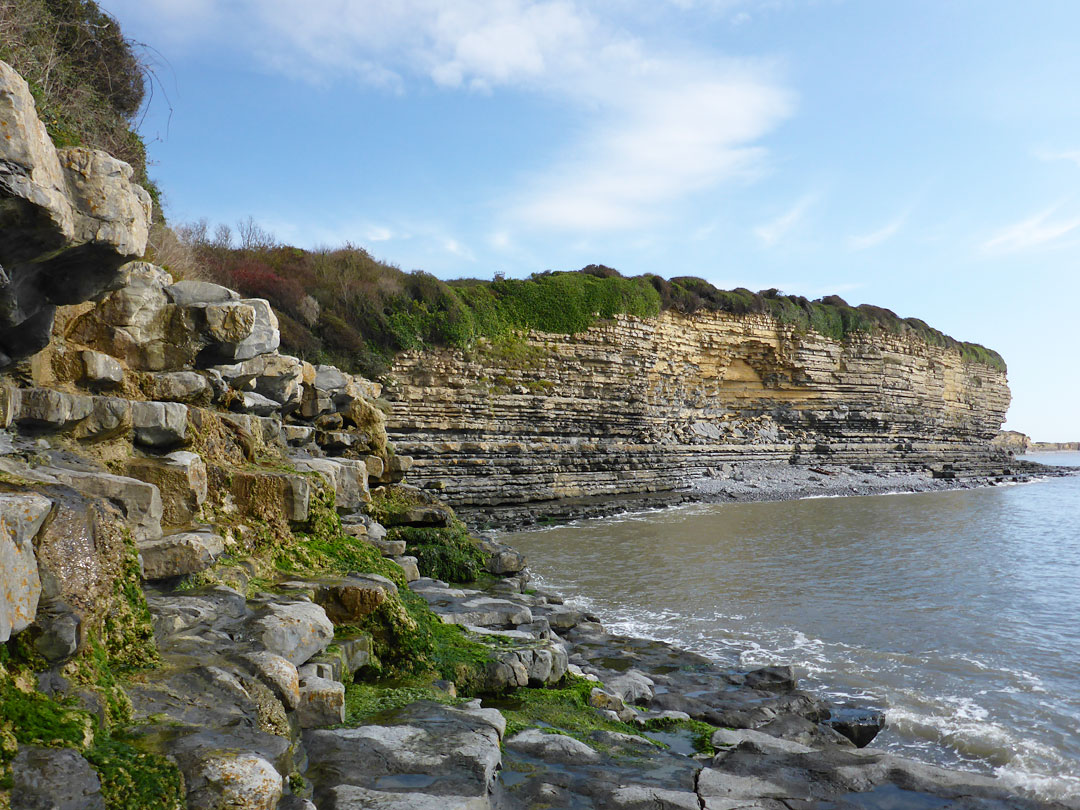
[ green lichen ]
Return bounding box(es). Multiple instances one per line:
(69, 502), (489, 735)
(495, 675), (640, 743)
(343, 681), (463, 725)
(84, 735), (185, 810)
(641, 716), (721, 755)
(101, 531), (160, 672)
(387, 523), (488, 584)
(366, 487), (418, 525)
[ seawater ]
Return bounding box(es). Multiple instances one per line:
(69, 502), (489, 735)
(502, 453), (1080, 802)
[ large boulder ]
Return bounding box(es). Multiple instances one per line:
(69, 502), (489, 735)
(0, 60), (152, 368)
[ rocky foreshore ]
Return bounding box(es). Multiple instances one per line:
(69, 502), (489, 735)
(2, 55), (1076, 810)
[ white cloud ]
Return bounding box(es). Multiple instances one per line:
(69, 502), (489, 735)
(515, 71), (791, 230)
(104, 0), (793, 233)
(754, 194), (816, 246)
(848, 213), (906, 251)
(982, 205), (1080, 254)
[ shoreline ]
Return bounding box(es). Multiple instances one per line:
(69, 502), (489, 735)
(460, 457), (1079, 529)
(479, 513), (1079, 807)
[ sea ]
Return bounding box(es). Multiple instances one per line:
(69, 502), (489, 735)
(502, 453), (1080, 802)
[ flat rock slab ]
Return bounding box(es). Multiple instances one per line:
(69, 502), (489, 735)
(699, 745), (1080, 810)
(304, 700), (504, 805)
(322, 786), (491, 809)
(412, 581), (532, 627)
(127, 664), (262, 729)
(496, 728), (701, 810)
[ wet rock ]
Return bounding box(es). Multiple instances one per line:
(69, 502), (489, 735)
(132, 400), (188, 447)
(740, 664), (797, 692)
(10, 745), (105, 810)
(46, 467), (162, 542)
(697, 743), (1064, 810)
(297, 674), (346, 728)
(30, 598), (81, 662)
(140, 528), (224, 580)
(250, 600), (334, 666)
(0, 492), (51, 641)
(81, 349), (124, 387)
(126, 450), (207, 526)
(825, 705), (886, 748)
(606, 669), (656, 704)
(755, 714), (854, 749)
(710, 727), (815, 757)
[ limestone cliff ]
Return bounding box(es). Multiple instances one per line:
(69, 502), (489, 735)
(386, 309), (1011, 510)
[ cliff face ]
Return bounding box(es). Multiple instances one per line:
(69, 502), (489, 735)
(385, 309), (1010, 508)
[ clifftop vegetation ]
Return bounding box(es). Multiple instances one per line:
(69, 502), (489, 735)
(166, 225), (1006, 377)
(0, 0), (157, 199)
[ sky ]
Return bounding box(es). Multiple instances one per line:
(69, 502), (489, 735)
(100, 0), (1080, 441)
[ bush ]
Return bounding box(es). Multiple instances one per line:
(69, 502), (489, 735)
(0, 0), (155, 190)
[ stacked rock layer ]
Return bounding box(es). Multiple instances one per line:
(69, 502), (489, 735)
(386, 311), (1011, 508)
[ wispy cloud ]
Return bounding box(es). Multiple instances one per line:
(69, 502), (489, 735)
(848, 212), (906, 251)
(514, 71), (792, 230)
(107, 0), (793, 234)
(982, 205), (1080, 254)
(754, 194), (816, 246)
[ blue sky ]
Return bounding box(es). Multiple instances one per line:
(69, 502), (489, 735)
(102, 0), (1080, 440)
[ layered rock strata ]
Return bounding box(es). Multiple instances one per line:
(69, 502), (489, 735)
(386, 311), (1015, 514)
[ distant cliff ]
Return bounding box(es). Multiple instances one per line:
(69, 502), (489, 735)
(385, 308), (1011, 511)
(992, 431), (1080, 453)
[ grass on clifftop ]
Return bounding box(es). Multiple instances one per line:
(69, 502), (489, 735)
(162, 228), (1006, 377)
